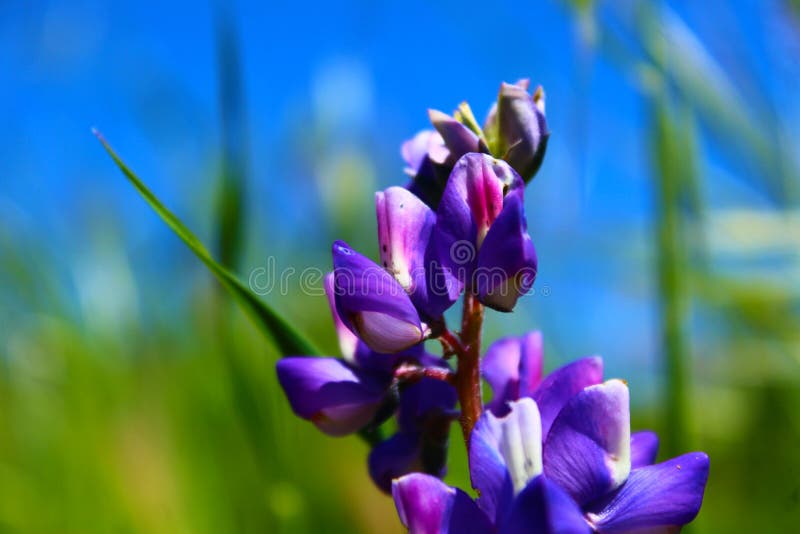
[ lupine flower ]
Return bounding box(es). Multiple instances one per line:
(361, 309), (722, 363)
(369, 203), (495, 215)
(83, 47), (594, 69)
(274, 80), (709, 533)
(332, 240), (429, 353)
(433, 153), (537, 311)
(335, 176), (477, 353)
(404, 79), (548, 207)
(403, 108), (488, 208)
(277, 273), (455, 488)
(482, 331), (603, 437)
(484, 79), (549, 183)
(278, 273), (428, 435)
(277, 355), (388, 436)
(393, 384), (709, 533)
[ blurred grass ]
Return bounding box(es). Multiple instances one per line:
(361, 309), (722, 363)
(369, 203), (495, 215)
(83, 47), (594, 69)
(0, 289), (401, 533)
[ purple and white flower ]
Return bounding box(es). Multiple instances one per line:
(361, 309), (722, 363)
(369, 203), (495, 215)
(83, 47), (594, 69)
(275, 79), (709, 532)
(276, 273), (456, 489)
(393, 383), (708, 533)
(433, 153), (537, 311)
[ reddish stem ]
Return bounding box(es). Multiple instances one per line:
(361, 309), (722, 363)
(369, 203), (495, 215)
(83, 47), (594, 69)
(394, 363), (455, 385)
(439, 328), (465, 359)
(455, 292), (484, 451)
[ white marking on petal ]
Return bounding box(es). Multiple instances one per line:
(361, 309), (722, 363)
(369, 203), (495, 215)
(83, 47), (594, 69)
(486, 398), (543, 494)
(354, 311), (423, 353)
(601, 379), (632, 489)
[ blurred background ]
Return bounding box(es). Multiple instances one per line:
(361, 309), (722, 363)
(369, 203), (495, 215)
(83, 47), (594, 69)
(2, 0), (799, 531)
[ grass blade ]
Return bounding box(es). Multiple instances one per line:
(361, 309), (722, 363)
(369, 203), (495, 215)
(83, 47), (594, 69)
(93, 128), (320, 357)
(214, 8), (248, 271)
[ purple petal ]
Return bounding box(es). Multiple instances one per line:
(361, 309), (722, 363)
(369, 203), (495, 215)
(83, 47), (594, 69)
(470, 398), (543, 525)
(496, 82), (549, 181)
(503, 475), (591, 534)
(483, 331), (544, 414)
(397, 377), (458, 433)
(325, 271), (408, 375)
(323, 272), (361, 363)
(587, 453), (710, 533)
(392, 474), (493, 534)
(376, 187), (434, 294)
(434, 154), (523, 291)
(475, 190), (537, 312)
(346, 339), (448, 378)
(275, 357), (386, 436)
(543, 380), (631, 506)
(428, 109), (483, 162)
(332, 240), (425, 353)
(532, 356), (604, 438)
(631, 431), (660, 469)
(376, 187), (454, 317)
(404, 134), (451, 210)
(402, 129), (447, 175)
(369, 432), (421, 493)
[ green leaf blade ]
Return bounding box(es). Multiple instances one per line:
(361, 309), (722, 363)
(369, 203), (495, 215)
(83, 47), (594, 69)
(94, 128), (320, 357)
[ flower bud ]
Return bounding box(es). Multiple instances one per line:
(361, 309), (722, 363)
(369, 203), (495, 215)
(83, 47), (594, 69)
(433, 153), (527, 300)
(332, 240), (426, 353)
(276, 357), (386, 436)
(486, 80), (549, 182)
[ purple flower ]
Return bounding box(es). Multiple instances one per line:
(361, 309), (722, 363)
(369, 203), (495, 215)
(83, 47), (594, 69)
(273, 79), (709, 532)
(332, 240), (428, 353)
(473, 191), (537, 311)
(277, 273), (456, 489)
(278, 274), (415, 435)
(402, 129), (448, 178)
(482, 331), (603, 436)
(336, 181), (470, 352)
(433, 153), (537, 311)
(428, 109), (485, 164)
(402, 106), (490, 208)
(404, 80), (548, 208)
(482, 331), (544, 414)
(276, 356), (387, 437)
(484, 79), (549, 183)
(392, 333), (708, 532)
(393, 389), (709, 533)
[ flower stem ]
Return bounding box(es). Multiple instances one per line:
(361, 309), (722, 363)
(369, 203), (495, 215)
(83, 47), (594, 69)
(455, 292), (484, 451)
(439, 328), (465, 359)
(394, 363), (455, 385)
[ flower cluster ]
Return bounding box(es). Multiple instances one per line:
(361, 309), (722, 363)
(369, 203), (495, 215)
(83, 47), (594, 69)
(276, 80), (709, 533)
(393, 333), (709, 533)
